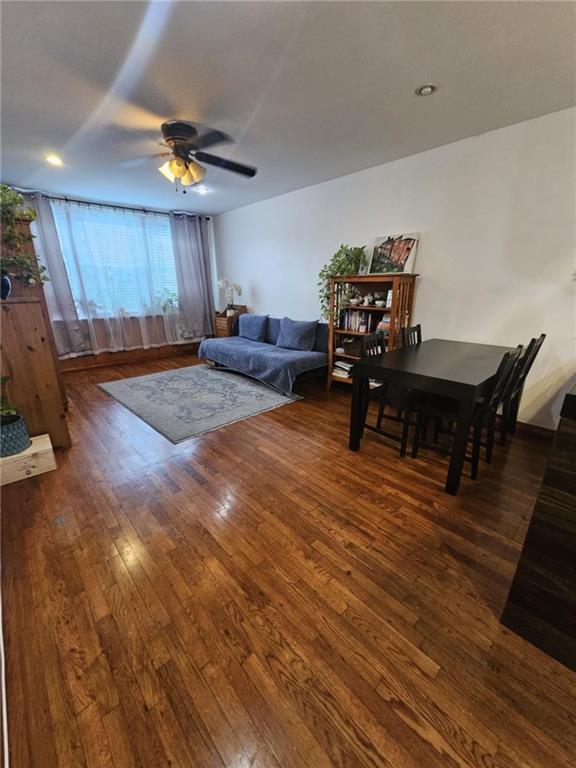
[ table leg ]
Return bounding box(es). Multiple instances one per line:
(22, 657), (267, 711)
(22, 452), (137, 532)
(349, 375), (368, 451)
(445, 391), (475, 495)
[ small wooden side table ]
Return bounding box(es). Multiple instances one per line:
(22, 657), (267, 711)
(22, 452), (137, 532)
(213, 305), (248, 337)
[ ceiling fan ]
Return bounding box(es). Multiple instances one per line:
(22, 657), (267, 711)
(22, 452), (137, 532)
(124, 120), (257, 188)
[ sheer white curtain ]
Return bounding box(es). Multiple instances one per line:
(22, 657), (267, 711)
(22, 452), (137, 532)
(26, 195), (214, 357)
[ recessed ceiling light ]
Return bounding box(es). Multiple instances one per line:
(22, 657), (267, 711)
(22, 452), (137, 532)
(45, 153), (63, 166)
(415, 83), (438, 97)
(195, 185), (210, 195)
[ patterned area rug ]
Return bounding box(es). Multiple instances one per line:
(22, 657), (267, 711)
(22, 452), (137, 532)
(99, 364), (300, 443)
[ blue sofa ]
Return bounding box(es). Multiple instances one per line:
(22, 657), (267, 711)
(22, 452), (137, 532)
(198, 317), (328, 395)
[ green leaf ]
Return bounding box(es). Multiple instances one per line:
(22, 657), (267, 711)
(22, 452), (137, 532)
(317, 244), (367, 319)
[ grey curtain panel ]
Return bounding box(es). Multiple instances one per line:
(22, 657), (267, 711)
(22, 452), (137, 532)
(169, 213), (215, 338)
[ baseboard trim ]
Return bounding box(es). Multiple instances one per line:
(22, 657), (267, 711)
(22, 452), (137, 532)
(515, 420), (555, 439)
(60, 343), (199, 372)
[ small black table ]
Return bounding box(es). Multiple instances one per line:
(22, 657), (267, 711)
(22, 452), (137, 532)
(349, 338), (513, 494)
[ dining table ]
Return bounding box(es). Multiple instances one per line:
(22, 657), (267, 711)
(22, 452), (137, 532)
(348, 338), (513, 494)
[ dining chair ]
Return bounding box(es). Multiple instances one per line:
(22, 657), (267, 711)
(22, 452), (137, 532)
(499, 334), (546, 444)
(401, 324), (422, 347)
(359, 333), (416, 457)
(411, 346), (523, 480)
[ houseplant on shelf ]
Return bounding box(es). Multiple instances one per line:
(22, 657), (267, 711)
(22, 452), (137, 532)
(1, 184), (46, 299)
(317, 244), (367, 319)
(0, 376), (31, 457)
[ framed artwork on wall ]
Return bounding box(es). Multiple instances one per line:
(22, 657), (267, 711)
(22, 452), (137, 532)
(368, 233), (419, 274)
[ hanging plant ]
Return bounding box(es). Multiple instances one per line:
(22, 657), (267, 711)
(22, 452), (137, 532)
(0, 184), (47, 287)
(317, 244), (367, 319)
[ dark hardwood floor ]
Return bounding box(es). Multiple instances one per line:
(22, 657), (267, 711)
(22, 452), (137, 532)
(2, 356), (575, 767)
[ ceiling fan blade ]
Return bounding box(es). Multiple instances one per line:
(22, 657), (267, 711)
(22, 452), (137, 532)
(194, 151), (257, 178)
(119, 152), (170, 168)
(193, 128), (232, 150)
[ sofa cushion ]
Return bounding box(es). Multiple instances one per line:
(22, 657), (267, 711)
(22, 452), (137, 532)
(265, 317), (328, 352)
(276, 317), (318, 352)
(265, 317), (281, 345)
(238, 313), (268, 342)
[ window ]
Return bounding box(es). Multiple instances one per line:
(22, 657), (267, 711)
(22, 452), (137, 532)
(50, 200), (178, 318)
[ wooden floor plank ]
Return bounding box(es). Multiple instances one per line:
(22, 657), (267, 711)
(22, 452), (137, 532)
(2, 355), (575, 767)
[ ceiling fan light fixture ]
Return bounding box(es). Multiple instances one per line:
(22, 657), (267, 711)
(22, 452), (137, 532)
(158, 161), (175, 182)
(168, 157), (187, 178)
(180, 169), (195, 186)
(187, 159), (206, 183)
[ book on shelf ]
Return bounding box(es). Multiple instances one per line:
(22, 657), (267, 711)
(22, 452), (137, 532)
(334, 360), (353, 372)
(332, 367), (382, 389)
(338, 308), (387, 333)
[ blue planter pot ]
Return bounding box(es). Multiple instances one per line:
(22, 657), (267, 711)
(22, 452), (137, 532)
(1, 415), (31, 457)
(1, 271), (11, 300)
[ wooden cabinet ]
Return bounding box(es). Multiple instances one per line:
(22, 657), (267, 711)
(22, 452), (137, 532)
(501, 385), (576, 670)
(1, 297), (71, 448)
(327, 273), (417, 388)
(213, 305), (248, 337)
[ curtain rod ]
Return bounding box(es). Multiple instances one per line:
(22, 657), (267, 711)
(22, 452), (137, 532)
(17, 188), (211, 220)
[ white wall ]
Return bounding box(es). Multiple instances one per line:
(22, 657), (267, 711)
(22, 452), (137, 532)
(214, 108), (576, 429)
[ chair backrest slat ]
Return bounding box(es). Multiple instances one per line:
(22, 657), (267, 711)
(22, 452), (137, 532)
(401, 324), (422, 348)
(481, 346), (523, 416)
(513, 333), (546, 396)
(361, 334), (385, 358)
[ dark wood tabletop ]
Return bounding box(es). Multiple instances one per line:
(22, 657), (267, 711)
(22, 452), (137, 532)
(349, 338), (514, 494)
(351, 338), (513, 394)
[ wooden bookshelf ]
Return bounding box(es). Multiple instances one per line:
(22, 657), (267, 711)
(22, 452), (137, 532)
(327, 273), (417, 389)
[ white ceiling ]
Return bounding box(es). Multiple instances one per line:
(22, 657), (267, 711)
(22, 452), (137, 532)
(2, 1), (575, 214)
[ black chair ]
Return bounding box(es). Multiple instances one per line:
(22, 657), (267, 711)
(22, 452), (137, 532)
(401, 324), (422, 347)
(411, 347), (523, 480)
(499, 334), (546, 444)
(359, 333), (416, 457)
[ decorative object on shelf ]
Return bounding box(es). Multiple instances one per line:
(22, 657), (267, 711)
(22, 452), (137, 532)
(0, 184), (47, 288)
(218, 278), (243, 315)
(318, 244), (367, 319)
(362, 293), (374, 306)
(368, 233), (419, 274)
(0, 376), (31, 457)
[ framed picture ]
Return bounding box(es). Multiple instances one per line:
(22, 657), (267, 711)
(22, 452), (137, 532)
(368, 233), (419, 274)
(357, 258), (370, 275)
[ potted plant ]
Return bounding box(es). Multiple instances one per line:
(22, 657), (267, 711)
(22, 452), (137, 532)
(1, 184), (46, 299)
(0, 376), (31, 457)
(218, 279), (243, 316)
(317, 244), (367, 319)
